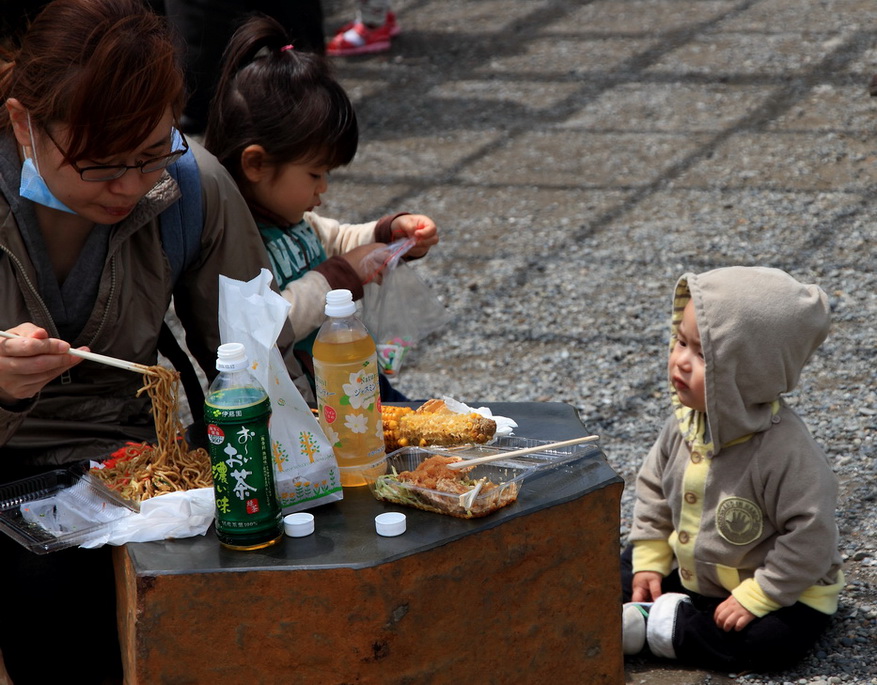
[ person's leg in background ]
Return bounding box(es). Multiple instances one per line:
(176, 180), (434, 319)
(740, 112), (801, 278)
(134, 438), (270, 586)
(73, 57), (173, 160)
(162, 0), (238, 134)
(0, 458), (123, 684)
(327, 0), (399, 57)
(253, 0), (325, 54)
(0, 540), (122, 683)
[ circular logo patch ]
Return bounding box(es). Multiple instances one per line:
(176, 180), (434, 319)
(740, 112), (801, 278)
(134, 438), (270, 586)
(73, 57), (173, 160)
(715, 497), (763, 545)
(207, 424), (224, 446)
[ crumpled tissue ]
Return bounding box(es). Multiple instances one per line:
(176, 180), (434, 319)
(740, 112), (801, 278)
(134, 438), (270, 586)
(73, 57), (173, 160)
(440, 396), (518, 439)
(79, 487), (215, 548)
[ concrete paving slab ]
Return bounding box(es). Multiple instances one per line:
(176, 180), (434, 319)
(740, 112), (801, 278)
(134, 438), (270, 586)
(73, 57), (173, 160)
(318, 0), (877, 682)
(560, 83), (771, 132)
(553, 1), (739, 35)
(675, 132), (877, 190)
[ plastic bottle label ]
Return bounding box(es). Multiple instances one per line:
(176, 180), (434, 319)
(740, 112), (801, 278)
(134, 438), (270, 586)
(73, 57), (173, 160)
(313, 357), (384, 475)
(204, 392), (282, 545)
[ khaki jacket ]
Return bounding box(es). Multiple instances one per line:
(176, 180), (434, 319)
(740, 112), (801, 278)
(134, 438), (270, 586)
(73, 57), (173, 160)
(0, 138), (297, 466)
(630, 267), (843, 616)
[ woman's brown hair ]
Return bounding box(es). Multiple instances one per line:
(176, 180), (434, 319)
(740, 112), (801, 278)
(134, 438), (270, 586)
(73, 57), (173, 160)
(0, 0), (185, 163)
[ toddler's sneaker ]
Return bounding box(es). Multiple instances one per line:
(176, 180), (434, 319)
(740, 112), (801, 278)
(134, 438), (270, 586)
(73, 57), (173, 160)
(623, 593), (692, 659)
(645, 592), (691, 659)
(327, 12), (399, 57)
(622, 602), (651, 655)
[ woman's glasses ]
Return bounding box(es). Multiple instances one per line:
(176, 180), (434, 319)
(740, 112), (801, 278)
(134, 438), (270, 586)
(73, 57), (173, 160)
(42, 126), (189, 182)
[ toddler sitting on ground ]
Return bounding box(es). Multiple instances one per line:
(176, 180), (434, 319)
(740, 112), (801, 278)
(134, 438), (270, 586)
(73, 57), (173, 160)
(622, 266), (844, 673)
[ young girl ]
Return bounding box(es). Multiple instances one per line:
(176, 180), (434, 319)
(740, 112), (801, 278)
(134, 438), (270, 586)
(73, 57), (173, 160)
(204, 14), (438, 401)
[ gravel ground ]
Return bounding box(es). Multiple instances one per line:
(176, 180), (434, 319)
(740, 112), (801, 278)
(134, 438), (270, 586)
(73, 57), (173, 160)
(318, 0), (877, 682)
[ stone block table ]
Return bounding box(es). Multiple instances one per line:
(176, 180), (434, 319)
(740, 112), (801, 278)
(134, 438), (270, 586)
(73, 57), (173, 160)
(114, 402), (624, 684)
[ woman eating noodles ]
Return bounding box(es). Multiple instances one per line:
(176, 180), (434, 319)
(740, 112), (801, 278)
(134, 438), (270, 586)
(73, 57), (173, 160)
(0, 0), (296, 680)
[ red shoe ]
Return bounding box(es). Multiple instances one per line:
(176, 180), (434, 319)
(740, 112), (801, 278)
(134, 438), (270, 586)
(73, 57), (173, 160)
(327, 12), (399, 57)
(333, 12), (400, 38)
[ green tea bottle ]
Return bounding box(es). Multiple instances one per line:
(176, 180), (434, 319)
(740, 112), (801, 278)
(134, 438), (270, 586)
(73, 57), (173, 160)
(204, 342), (283, 550)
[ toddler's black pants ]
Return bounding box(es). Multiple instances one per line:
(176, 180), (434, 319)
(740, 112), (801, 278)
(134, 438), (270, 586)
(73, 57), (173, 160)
(620, 545), (832, 673)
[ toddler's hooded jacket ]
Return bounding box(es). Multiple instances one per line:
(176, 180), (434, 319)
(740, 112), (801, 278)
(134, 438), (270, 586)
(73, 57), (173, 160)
(630, 266), (843, 617)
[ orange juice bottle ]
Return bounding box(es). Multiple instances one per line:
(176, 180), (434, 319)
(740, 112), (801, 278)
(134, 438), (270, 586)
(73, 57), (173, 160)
(312, 290), (385, 487)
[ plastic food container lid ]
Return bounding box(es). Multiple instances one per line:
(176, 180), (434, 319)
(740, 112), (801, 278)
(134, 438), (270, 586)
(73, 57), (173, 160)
(0, 469), (140, 555)
(375, 512), (406, 537)
(284, 512), (315, 538)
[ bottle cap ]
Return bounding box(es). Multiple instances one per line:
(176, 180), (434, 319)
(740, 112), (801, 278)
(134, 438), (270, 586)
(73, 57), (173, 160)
(215, 342), (248, 372)
(325, 289), (356, 317)
(284, 512), (315, 538)
(375, 512), (406, 537)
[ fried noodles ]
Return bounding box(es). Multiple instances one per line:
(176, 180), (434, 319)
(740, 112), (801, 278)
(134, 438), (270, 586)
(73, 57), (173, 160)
(92, 366), (212, 501)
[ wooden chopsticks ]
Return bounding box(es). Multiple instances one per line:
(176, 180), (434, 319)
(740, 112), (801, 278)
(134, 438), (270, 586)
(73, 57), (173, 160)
(0, 330), (158, 376)
(446, 435), (600, 470)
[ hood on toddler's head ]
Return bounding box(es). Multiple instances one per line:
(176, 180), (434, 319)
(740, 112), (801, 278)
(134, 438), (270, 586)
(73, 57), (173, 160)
(671, 266), (829, 452)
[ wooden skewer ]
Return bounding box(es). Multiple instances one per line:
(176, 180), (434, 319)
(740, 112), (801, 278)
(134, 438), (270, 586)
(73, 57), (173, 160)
(446, 435), (600, 470)
(0, 330), (158, 376)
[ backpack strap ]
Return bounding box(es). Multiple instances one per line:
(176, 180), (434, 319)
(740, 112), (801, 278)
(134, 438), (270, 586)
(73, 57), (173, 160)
(158, 134), (207, 443)
(161, 133), (203, 284)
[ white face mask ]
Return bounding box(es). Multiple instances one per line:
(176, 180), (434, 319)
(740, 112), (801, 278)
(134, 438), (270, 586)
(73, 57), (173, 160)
(19, 113), (77, 214)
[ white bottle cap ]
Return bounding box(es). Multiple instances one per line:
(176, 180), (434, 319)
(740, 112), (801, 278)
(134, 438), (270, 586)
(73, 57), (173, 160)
(375, 512), (406, 537)
(325, 289), (356, 317)
(215, 342), (248, 372)
(284, 512), (315, 538)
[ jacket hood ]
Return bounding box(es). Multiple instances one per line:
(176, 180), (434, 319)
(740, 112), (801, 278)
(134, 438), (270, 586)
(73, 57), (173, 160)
(671, 266), (830, 453)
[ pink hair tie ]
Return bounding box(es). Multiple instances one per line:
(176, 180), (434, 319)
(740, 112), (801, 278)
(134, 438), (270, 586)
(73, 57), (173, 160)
(280, 44), (294, 52)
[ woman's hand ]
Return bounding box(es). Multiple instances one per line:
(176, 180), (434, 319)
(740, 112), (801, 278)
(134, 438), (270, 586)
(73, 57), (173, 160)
(0, 324), (83, 404)
(713, 596), (756, 632)
(631, 571), (664, 602)
(390, 214), (438, 258)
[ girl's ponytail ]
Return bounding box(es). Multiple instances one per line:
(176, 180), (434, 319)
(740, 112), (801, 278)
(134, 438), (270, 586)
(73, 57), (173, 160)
(205, 14), (358, 186)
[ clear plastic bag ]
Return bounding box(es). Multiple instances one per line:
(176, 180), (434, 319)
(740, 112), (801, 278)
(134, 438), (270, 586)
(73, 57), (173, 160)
(361, 238), (451, 378)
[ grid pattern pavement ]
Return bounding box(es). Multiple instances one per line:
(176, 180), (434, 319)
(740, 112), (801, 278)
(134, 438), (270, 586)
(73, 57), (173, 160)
(321, 1), (877, 682)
